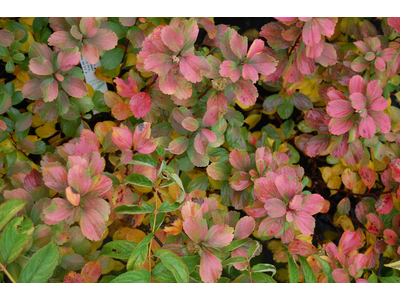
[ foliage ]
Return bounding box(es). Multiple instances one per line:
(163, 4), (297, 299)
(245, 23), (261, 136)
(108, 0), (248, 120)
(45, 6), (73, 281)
(1, 16), (400, 283)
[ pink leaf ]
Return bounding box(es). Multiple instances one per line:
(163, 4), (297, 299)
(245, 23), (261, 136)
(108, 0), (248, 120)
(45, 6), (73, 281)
(86, 29), (118, 50)
(365, 213), (384, 236)
(129, 92), (152, 118)
(40, 78), (59, 102)
(168, 137), (189, 155)
(293, 211), (316, 235)
(229, 149), (250, 172)
(81, 261), (102, 283)
(194, 132), (208, 156)
(81, 44), (99, 65)
(57, 47), (81, 72)
(304, 134), (331, 157)
(359, 115), (376, 139)
(369, 111), (391, 134)
(43, 198), (74, 225)
(314, 42), (337, 66)
(376, 193), (393, 215)
(298, 194), (325, 215)
(358, 166), (376, 191)
(61, 76), (88, 98)
(230, 29), (248, 59)
(204, 223), (234, 248)
(327, 100), (354, 118)
(111, 125), (133, 150)
(232, 79), (258, 106)
(332, 268), (350, 283)
(159, 72), (177, 95)
(114, 77), (138, 98)
(219, 60), (241, 83)
(246, 39), (264, 59)
(161, 26), (184, 52)
(80, 206), (107, 241)
(75, 129), (100, 155)
(247, 52), (278, 77)
(68, 165), (92, 197)
(264, 198), (287, 218)
(232, 248), (249, 271)
(199, 250), (222, 283)
(88, 174), (113, 198)
(0, 29), (14, 47)
(388, 17), (400, 33)
(242, 64), (259, 83)
(275, 174), (299, 200)
(22, 79), (44, 100)
(302, 18), (322, 46)
(79, 17), (99, 38)
(48, 31), (78, 49)
(29, 57), (53, 75)
(351, 56), (369, 72)
(229, 171), (252, 191)
(136, 138), (157, 154)
(254, 177), (281, 202)
(43, 164), (68, 193)
(182, 217), (208, 244)
(258, 216), (283, 236)
(234, 216), (256, 240)
(181, 117), (199, 131)
(328, 117), (353, 136)
(144, 53), (172, 76)
(133, 122), (152, 149)
(383, 229), (398, 246)
(337, 230), (362, 255)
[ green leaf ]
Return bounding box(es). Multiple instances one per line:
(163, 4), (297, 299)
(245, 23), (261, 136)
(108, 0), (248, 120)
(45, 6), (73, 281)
(110, 270), (151, 283)
(19, 242), (60, 283)
(277, 97), (294, 120)
(114, 203), (154, 215)
(262, 125), (280, 140)
(116, 153), (157, 169)
(127, 233), (153, 271)
(223, 238), (248, 252)
(251, 263), (276, 277)
(297, 255), (316, 283)
(14, 112), (32, 132)
(124, 173), (154, 187)
(181, 256), (200, 274)
(187, 174), (208, 193)
(286, 252), (299, 283)
(92, 91), (110, 112)
(154, 249), (189, 283)
(11, 91), (23, 105)
(313, 255), (334, 283)
(33, 17), (48, 32)
(0, 46), (9, 57)
(158, 201), (184, 213)
(6, 57), (15, 73)
(100, 47), (124, 70)
(152, 261), (176, 283)
(60, 118), (82, 137)
(368, 272), (378, 283)
(150, 212), (165, 232)
(70, 96), (94, 113)
(378, 276), (400, 283)
(100, 240), (137, 260)
(282, 119), (295, 138)
(222, 256), (247, 266)
(0, 217), (34, 264)
(251, 272), (277, 283)
(0, 198), (26, 231)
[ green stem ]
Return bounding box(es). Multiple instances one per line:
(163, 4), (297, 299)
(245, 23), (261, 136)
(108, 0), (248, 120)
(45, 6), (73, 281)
(0, 262), (16, 283)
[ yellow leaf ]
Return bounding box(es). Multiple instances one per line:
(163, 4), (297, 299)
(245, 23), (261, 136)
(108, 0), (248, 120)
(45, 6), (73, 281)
(59, 247), (75, 258)
(36, 122), (58, 138)
(113, 260), (125, 271)
(352, 179), (367, 194)
(126, 229), (147, 243)
(125, 53), (137, 67)
(244, 114), (261, 130)
(320, 167), (333, 183)
(31, 115), (45, 128)
(337, 215), (355, 231)
(101, 258), (115, 275)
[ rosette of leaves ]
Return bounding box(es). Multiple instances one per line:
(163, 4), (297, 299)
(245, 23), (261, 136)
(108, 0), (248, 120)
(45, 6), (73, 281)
(22, 42), (87, 103)
(48, 17), (118, 65)
(0, 25), (29, 73)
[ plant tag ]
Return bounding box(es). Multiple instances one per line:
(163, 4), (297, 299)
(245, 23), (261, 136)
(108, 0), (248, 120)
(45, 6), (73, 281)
(80, 57), (108, 93)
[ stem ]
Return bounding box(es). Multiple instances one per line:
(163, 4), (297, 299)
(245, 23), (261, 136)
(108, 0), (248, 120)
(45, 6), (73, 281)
(144, 74), (159, 93)
(0, 262), (16, 283)
(377, 253), (384, 277)
(118, 38), (131, 77)
(198, 85), (212, 100)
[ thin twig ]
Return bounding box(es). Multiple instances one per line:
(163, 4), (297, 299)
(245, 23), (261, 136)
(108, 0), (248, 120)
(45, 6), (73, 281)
(0, 262), (16, 283)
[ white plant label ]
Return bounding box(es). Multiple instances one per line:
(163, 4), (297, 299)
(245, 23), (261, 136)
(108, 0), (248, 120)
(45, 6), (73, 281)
(80, 57), (108, 93)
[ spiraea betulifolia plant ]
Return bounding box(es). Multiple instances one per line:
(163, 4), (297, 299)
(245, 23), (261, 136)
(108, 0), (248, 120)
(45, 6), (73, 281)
(1, 17), (400, 283)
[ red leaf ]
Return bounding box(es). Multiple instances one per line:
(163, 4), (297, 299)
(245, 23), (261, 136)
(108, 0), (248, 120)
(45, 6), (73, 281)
(81, 261), (102, 283)
(358, 166), (376, 191)
(129, 92), (152, 118)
